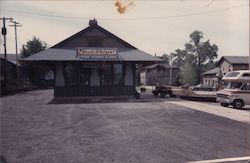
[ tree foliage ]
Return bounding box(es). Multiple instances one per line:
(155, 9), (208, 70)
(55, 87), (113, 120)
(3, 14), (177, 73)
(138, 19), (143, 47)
(180, 62), (198, 85)
(172, 30), (218, 84)
(20, 36), (48, 58)
(160, 53), (170, 64)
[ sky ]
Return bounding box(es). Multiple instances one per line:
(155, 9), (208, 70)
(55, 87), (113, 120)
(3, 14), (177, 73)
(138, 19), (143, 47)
(0, 0), (249, 59)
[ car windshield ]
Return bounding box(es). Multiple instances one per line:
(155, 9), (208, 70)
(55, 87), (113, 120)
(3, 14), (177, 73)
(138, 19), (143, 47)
(225, 82), (242, 89)
(225, 72), (240, 77)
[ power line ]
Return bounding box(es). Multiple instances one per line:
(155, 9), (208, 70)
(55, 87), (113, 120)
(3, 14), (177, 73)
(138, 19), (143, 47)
(9, 20), (22, 79)
(4, 3), (249, 21)
(3, 3), (249, 21)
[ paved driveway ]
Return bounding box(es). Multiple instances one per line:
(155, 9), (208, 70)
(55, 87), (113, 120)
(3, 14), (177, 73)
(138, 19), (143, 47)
(0, 89), (249, 163)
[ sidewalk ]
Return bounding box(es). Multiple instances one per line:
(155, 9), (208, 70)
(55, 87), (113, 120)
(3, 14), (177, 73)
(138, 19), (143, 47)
(167, 100), (250, 124)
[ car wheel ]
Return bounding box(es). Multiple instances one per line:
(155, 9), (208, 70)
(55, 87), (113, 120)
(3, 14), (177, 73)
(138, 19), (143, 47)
(153, 92), (159, 97)
(160, 93), (166, 98)
(220, 103), (229, 107)
(233, 100), (244, 109)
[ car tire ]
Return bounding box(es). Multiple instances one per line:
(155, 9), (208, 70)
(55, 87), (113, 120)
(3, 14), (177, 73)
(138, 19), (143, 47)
(153, 92), (158, 97)
(160, 93), (166, 98)
(232, 100), (244, 109)
(220, 103), (229, 107)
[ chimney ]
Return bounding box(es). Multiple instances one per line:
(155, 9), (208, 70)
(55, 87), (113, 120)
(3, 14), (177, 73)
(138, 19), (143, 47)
(89, 18), (98, 27)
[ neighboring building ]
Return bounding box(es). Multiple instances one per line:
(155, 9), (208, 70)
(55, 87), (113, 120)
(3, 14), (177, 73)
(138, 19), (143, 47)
(216, 56), (249, 75)
(202, 67), (220, 88)
(21, 19), (161, 97)
(202, 56), (249, 87)
(0, 54), (18, 79)
(139, 63), (179, 86)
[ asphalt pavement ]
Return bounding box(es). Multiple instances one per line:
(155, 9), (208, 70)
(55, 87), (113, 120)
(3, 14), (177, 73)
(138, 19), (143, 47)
(0, 89), (249, 163)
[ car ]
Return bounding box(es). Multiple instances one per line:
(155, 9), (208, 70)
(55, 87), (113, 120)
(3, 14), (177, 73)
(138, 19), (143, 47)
(192, 84), (214, 91)
(152, 85), (173, 98)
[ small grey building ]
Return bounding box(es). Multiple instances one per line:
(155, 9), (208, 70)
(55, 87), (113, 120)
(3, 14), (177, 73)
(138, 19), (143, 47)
(139, 63), (179, 86)
(21, 19), (161, 97)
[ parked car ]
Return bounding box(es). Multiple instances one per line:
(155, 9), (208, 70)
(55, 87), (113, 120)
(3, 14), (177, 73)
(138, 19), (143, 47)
(152, 85), (173, 98)
(192, 84), (214, 91)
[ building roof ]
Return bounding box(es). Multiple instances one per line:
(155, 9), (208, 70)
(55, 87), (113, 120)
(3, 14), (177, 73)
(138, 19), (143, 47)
(21, 19), (161, 62)
(20, 48), (162, 62)
(216, 56), (249, 66)
(0, 54), (17, 64)
(52, 19), (136, 49)
(202, 67), (220, 75)
(139, 63), (179, 71)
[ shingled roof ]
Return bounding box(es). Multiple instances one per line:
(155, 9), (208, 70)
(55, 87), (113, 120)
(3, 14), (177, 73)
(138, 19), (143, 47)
(21, 19), (161, 62)
(216, 56), (249, 66)
(202, 67), (220, 75)
(21, 48), (162, 62)
(0, 54), (17, 64)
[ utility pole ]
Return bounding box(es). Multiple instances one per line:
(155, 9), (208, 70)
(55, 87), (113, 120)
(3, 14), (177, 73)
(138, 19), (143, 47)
(1, 17), (13, 94)
(169, 54), (172, 86)
(9, 20), (22, 79)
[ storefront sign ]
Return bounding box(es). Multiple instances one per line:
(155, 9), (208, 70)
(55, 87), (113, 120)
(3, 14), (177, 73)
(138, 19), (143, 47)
(82, 62), (111, 69)
(76, 48), (118, 57)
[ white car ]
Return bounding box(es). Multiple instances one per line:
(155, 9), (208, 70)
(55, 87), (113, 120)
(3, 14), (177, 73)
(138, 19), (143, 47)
(216, 70), (250, 109)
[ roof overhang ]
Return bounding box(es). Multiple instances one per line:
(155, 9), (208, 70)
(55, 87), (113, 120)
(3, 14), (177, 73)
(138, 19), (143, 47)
(20, 48), (162, 62)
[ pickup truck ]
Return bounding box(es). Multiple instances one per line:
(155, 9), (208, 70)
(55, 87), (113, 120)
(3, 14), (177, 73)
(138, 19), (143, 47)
(152, 85), (173, 98)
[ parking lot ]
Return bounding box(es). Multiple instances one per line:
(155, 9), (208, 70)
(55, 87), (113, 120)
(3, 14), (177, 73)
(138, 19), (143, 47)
(0, 89), (250, 163)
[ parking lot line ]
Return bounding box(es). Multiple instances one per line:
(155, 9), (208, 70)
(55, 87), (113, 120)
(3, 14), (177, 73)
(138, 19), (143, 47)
(187, 156), (250, 163)
(167, 100), (250, 124)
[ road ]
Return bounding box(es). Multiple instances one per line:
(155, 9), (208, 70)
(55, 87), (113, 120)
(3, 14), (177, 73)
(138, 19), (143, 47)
(0, 89), (249, 163)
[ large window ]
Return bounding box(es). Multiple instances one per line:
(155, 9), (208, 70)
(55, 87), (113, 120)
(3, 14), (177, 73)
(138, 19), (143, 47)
(100, 63), (112, 85)
(65, 62), (90, 86)
(113, 64), (123, 85)
(65, 62), (77, 86)
(100, 63), (124, 86)
(79, 67), (90, 86)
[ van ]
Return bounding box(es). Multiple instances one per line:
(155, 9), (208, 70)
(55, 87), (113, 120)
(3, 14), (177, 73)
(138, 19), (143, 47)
(216, 70), (250, 109)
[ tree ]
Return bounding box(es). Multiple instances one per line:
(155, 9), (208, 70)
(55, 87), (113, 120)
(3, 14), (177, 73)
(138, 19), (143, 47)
(180, 62), (198, 85)
(20, 37), (51, 87)
(160, 53), (170, 64)
(171, 30), (218, 84)
(185, 31), (218, 81)
(20, 36), (47, 58)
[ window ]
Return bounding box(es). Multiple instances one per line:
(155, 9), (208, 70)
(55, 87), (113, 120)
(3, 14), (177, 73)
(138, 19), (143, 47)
(65, 62), (77, 86)
(242, 73), (250, 77)
(113, 64), (123, 85)
(225, 72), (240, 77)
(79, 67), (90, 86)
(241, 83), (250, 90)
(226, 82), (242, 89)
(100, 63), (112, 85)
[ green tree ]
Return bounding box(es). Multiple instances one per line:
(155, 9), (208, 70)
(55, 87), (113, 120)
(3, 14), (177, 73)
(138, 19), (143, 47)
(160, 53), (170, 64)
(172, 31), (218, 84)
(20, 36), (47, 58)
(180, 62), (198, 85)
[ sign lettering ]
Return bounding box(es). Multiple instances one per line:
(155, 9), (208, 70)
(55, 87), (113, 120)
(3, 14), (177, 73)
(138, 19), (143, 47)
(76, 48), (118, 57)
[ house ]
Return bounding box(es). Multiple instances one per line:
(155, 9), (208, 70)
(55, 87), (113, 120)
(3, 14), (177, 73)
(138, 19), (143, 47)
(139, 63), (179, 86)
(0, 54), (18, 80)
(202, 56), (249, 87)
(216, 56), (249, 75)
(21, 19), (161, 97)
(202, 67), (221, 88)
